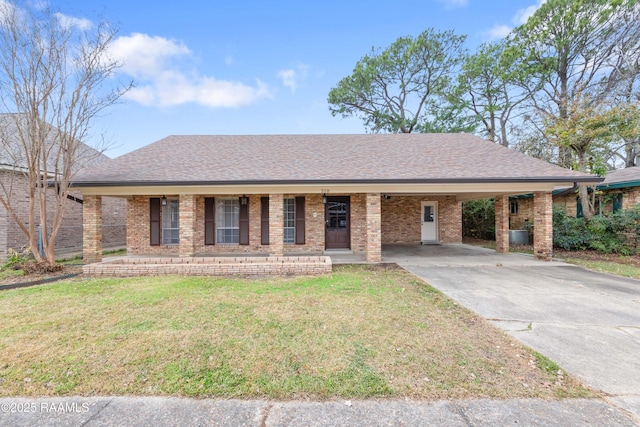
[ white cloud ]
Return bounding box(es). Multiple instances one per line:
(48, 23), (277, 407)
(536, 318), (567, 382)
(438, 0), (468, 7)
(483, 24), (513, 40)
(54, 12), (92, 30)
(277, 69), (297, 92)
(513, 0), (547, 25)
(482, 0), (547, 40)
(277, 63), (309, 93)
(109, 33), (271, 108)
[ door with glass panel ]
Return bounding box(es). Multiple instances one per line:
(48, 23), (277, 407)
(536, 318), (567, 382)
(325, 196), (350, 249)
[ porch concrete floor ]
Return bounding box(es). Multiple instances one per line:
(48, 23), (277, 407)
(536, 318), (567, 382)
(101, 244), (538, 267)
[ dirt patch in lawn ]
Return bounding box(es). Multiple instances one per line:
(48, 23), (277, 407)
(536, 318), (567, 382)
(0, 265), (594, 400)
(0, 265), (82, 287)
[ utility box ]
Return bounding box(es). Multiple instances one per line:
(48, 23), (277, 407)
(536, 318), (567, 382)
(509, 230), (529, 245)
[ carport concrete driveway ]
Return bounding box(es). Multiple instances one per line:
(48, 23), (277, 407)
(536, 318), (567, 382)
(385, 244), (640, 421)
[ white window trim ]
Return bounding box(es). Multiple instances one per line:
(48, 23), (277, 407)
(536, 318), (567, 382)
(283, 197), (296, 244)
(216, 198), (240, 244)
(161, 198), (180, 245)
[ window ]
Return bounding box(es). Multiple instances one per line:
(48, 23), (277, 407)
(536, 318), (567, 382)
(216, 199), (239, 243)
(161, 199), (180, 245)
(284, 198), (295, 244)
(510, 201), (519, 215)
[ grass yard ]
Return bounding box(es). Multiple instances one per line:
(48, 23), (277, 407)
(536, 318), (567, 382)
(562, 258), (640, 280)
(0, 265), (592, 400)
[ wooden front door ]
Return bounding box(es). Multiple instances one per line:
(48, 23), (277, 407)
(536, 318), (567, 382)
(325, 196), (350, 249)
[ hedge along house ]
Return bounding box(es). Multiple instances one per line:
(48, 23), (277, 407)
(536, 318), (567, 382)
(71, 134), (601, 273)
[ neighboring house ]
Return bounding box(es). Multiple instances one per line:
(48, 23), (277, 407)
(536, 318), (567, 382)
(0, 114), (126, 260)
(71, 134), (600, 265)
(508, 167), (640, 227)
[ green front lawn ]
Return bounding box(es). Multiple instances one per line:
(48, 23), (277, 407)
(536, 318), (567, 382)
(0, 265), (591, 399)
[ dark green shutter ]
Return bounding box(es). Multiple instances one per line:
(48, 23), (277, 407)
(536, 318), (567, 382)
(576, 197), (583, 218)
(613, 194), (623, 213)
(261, 197), (269, 245)
(295, 196), (305, 244)
(204, 197), (215, 245)
(239, 197), (249, 245)
(150, 198), (161, 246)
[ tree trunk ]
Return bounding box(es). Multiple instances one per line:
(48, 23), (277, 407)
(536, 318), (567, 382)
(578, 184), (594, 219)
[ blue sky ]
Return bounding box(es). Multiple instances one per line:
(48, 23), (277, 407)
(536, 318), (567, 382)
(50, 0), (545, 157)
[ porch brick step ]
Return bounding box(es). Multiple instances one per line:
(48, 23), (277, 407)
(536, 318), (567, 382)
(83, 256), (332, 277)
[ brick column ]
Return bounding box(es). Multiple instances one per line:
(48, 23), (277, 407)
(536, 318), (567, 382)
(495, 195), (509, 254)
(83, 195), (102, 264)
(365, 193), (382, 263)
(179, 194), (196, 257)
(534, 191), (553, 261)
(268, 194), (284, 256)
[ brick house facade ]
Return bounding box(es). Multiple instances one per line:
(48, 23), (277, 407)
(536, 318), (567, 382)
(510, 167), (640, 224)
(0, 114), (126, 260)
(74, 134), (601, 268)
(0, 170), (126, 260)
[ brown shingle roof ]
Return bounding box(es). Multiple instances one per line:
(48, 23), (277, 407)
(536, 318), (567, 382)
(72, 134), (599, 185)
(600, 167), (640, 186)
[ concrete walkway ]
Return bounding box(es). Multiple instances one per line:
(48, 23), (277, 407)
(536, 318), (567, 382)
(385, 243), (640, 424)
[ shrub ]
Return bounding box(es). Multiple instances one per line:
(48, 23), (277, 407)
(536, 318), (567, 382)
(552, 207), (591, 250)
(462, 199), (495, 240)
(2, 247), (34, 270)
(553, 204), (640, 254)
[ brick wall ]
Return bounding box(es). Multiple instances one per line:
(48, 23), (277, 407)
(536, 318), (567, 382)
(533, 191), (553, 261)
(128, 194), (332, 256)
(365, 193), (381, 262)
(495, 196), (509, 253)
(83, 255), (332, 277)
(509, 198), (534, 229)
(82, 195), (102, 263)
(125, 193), (466, 258)
(0, 171), (125, 260)
(622, 188), (640, 210)
(381, 195), (461, 244)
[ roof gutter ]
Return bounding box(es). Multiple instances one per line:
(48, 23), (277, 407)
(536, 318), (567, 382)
(69, 176), (605, 188)
(553, 182), (579, 198)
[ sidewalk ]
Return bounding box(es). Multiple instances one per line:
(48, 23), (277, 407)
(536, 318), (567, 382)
(1, 397), (637, 426)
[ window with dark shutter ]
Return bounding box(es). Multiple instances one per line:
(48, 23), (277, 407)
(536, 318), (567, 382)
(295, 196), (305, 245)
(150, 198), (161, 246)
(204, 197), (215, 245)
(239, 197), (249, 245)
(261, 197), (269, 245)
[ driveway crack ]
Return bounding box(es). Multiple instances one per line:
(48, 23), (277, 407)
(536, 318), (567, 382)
(452, 403), (473, 426)
(80, 398), (113, 427)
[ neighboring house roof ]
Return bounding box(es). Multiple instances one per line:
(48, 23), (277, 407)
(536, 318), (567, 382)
(71, 134), (600, 186)
(0, 113), (109, 174)
(598, 167), (640, 190)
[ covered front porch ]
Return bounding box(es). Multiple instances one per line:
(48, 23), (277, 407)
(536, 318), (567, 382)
(81, 190), (555, 276)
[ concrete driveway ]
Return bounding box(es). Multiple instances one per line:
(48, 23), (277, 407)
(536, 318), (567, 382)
(385, 243), (640, 422)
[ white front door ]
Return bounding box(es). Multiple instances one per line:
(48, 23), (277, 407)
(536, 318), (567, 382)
(421, 201), (438, 242)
